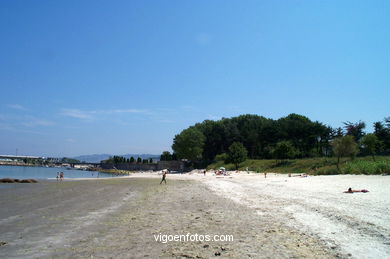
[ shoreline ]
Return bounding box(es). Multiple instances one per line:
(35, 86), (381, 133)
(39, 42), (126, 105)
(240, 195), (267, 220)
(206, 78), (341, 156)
(2, 169), (389, 182)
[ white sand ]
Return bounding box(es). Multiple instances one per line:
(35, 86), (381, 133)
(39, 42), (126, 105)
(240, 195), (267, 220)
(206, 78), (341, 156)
(197, 172), (390, 259)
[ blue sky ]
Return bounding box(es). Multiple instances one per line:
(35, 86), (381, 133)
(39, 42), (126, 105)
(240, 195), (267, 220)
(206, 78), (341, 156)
(0, 0), (389, 157)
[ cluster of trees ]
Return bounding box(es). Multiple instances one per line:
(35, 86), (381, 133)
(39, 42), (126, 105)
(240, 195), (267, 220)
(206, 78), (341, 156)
(102, 156), (153, 164)
(168, 114), (390, 167)
(20, 157), (81, 165)
(160, 151), (177, 161)
(60, 157), (81, 163)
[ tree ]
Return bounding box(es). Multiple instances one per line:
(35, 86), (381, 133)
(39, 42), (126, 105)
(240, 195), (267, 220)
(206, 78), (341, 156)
(374, 120), (390, 153)
(272, 141), (297, 160)
(361, 133), (380, 161)
(172, 127), (205, 162)
(102, 156), (127, 164)
(214, 153), (228, 162)
(227, 142), (248, 169)
(385, 117), (390, 128)
(331, 135), (359, 171)
(160, 151), (173, 161)
(170, 113), (334, 164)
(343, 121), (366, 142)
(149, 158), (153, 163)
(130, 157), (135, 163)
(137, 157), (142, 163)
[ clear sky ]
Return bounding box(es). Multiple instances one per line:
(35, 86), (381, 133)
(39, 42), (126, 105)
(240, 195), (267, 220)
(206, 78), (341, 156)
(0, 0), (389, 157)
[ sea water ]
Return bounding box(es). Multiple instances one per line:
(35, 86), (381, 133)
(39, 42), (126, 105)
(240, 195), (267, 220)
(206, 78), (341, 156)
(0, 165), (116, 179)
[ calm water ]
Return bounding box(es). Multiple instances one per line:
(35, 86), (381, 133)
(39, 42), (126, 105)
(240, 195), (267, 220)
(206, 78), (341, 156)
(0, 165), (117, 179)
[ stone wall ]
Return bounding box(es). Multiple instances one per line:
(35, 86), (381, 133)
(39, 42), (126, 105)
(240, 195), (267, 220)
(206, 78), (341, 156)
(100, 160), (187, 172)
(100, 163), (157, 171)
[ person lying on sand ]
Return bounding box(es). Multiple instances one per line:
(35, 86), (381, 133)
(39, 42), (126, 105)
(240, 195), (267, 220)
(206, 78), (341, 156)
(344, 187), (369, 193)
(291, 173), (307, 177)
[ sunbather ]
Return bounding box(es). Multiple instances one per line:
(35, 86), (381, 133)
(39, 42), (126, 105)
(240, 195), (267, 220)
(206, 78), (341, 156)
(344, 187), (369, 193)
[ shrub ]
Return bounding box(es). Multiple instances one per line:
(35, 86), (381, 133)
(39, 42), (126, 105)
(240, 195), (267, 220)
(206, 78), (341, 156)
(314, 166), (339, 175)
(343, 160), (390, 175)
(215, 153), (228, 162)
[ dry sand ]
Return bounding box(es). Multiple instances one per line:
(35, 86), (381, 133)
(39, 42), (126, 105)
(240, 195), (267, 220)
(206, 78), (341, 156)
(197, 172), (390, 259)
(0, 172), (388, 258)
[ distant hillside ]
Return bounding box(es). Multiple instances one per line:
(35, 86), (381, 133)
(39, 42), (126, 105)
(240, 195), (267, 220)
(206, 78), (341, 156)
(72, 154), (160, 163)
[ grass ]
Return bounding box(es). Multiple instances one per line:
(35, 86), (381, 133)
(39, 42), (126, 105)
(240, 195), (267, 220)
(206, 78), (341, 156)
(343, 160), (390, 175)
(207, 156), (390, 175)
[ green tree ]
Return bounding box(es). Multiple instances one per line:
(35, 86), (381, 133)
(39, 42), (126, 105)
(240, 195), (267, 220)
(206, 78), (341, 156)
(361, 133), (380, 161)
(172, 127), (205, 162)
(272, 141), (297, 160)
(331, 135), (359, 172)
(334, 127), (344, 137)
(374, 119), (390, 153)
(130, 157), (135, 163)
(215, 153), (228, 162)
(171, 113), (333, 163)
(137, 157), (142, 163)
(227, 142), (248, 169)
(160, 151), (173, 161)
(149, 158), (153, 163)
(61, 157), (81, 163)
(343, 121), (366, 142)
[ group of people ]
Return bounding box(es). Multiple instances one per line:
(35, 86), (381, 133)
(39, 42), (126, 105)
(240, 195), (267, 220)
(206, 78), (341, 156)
(56, 172), (64, 181)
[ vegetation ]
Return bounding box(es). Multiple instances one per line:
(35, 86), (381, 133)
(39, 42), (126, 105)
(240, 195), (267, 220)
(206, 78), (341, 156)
(207, 156), (390, 175)
(102, 155), (154, 164)
(16, 157), (81, 165)
(272, 141), (298, 160)
(343, 160), (390, 175)
(170, 113), (390, 174)
(59, 157), (81, 163)
(361, 133), (380, 161)
(331, 135), (359, 171)
(172, 127), (205, 161)
(160, 151), (177, 161)
(102, 156), (127, 164)
(343, 121), (366, 142)
(172, 114), (333, 163)
(227, 142), (248, 169)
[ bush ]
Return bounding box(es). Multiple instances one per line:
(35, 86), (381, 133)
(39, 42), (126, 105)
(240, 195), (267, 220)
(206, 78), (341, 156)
(215, 153), (228, 162)
(315, 166), (339, 175)
(343, 160), (390, 175)
(376, 161), (390, 174)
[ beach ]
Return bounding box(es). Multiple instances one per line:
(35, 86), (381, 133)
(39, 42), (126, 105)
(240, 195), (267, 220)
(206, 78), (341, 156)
(201, 173), (390, 259)
(0, 173), (388, 258)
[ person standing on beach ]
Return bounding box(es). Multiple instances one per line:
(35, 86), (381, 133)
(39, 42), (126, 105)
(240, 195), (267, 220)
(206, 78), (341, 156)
(60, 172), (64, 181)
(160, 170), (167, 184)
(56, 172), (60, 182)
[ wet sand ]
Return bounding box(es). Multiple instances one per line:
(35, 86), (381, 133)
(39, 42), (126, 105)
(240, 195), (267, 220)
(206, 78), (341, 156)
(0, 177), (341, 258)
